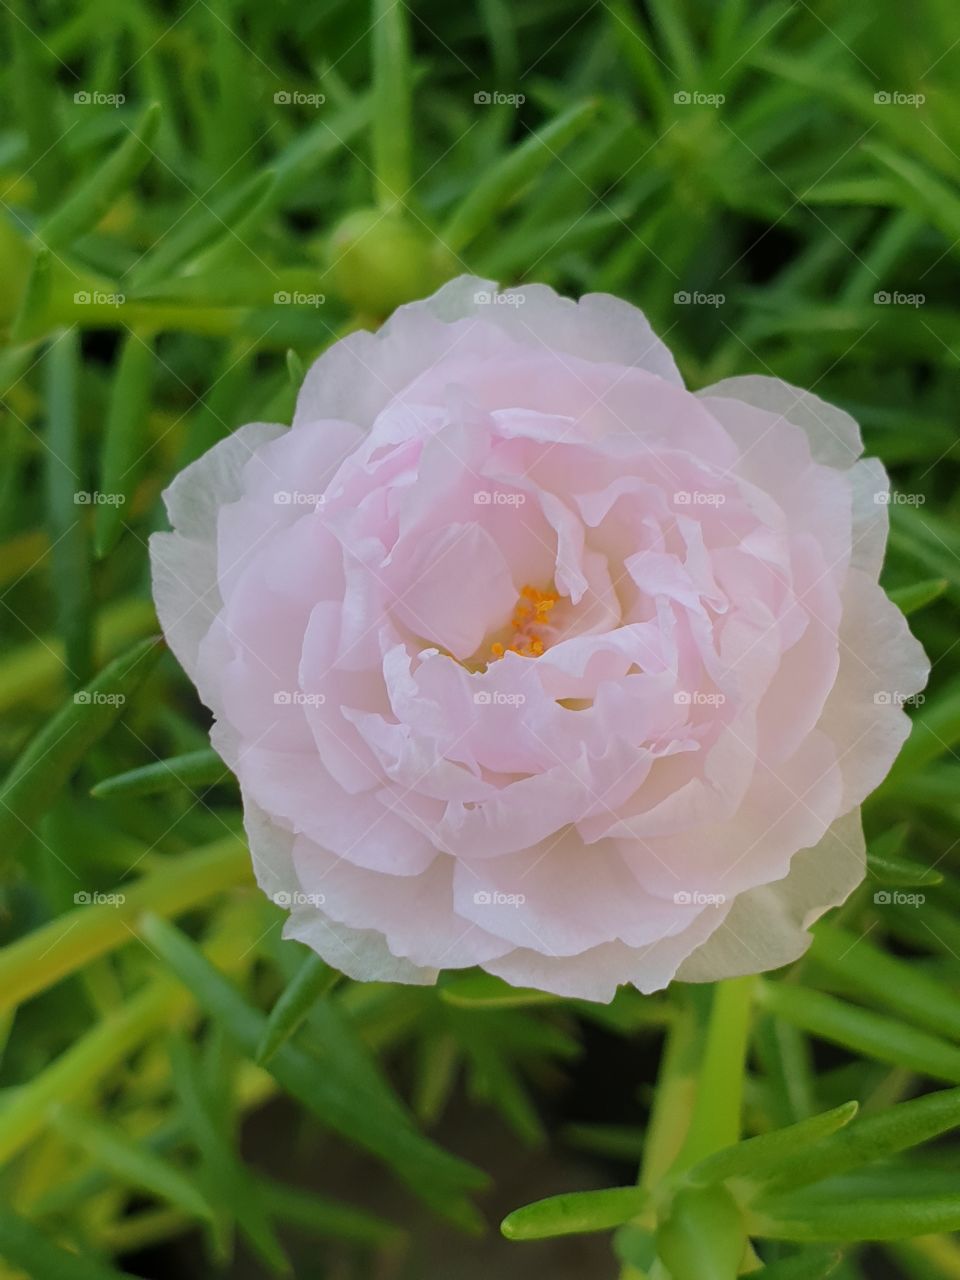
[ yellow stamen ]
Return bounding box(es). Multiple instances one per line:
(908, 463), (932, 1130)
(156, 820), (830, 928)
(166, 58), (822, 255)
(489, 584), (558, 662)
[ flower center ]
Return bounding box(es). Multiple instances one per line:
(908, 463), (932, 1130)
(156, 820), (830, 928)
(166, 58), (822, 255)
(489, 584), (559, 660)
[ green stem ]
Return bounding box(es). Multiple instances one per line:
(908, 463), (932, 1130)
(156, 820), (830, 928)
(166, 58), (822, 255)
(640, 993), (704, 1191)
(673, 977), (755, 1172)
(371, 0), (412, 207)
(622, 982), (755, 1280)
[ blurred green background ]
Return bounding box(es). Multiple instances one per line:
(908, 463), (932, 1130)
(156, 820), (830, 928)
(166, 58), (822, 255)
(2, 1), (960, 1277)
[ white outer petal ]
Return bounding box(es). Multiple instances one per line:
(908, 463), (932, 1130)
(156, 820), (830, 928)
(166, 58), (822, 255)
(283, 911), (438, 986)
(676, 809), (866, 982)
(162, 421), (286, 540)
(149, 422), (286, 681)
(848, 455), (889, 579)
(698, 374), (862, 467)
(241, 784), (438, 985)
(483, 899), (734, 1002)
(817, 569), (929, 813)
(293, 274), (682, 429)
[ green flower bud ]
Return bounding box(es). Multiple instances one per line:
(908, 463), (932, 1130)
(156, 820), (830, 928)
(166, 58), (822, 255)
(325, 208), (458, 317)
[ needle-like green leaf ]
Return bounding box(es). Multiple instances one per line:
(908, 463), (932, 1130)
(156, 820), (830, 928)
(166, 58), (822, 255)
(759, 1086), (960, 1195)
(0, 635), (163, 871)
(440, 101), (599, 251)
(139, 915), (488, 1222)
(38, 104), (161, 251)
(683, 1102), (859, 1188)
(751, 1194), (960, 1242)
(91, 748), (229, 799)
(889, 578), (948, 615)
(94, 330), (156, 558)
(256, 950), (340, 1064)
(0, 1205), (138, 1280)
(501, 1184), (649, 1240)
(757, 981), (960, 1083)
(809, 924), (960, 1042)
(49, 1104), (217, 1224)
(753, 1247), (842, 1279)
(44, 326), (93, 683)
(169, 1035), (291, 1275)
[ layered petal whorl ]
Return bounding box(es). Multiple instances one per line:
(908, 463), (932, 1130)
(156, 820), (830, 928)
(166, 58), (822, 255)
(151, 276), (928, 1001)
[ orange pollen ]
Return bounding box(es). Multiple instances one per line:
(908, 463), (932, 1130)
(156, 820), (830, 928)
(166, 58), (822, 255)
(490, 585), (558, 661)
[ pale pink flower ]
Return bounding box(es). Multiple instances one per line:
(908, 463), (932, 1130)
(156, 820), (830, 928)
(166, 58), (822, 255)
(151, 277), (928, 1000)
